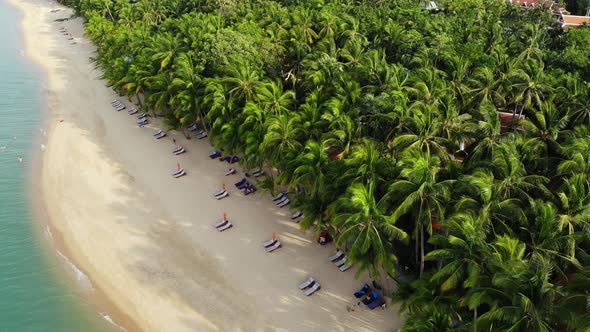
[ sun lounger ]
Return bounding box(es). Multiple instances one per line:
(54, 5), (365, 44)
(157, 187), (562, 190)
(216, 191), (229, 200)
(293, 215), (304, 223)
(213, 219), (228, 228)
(362, 291), (379, 305)
(236, 180), (250, 189)
(262, 239), (277, 248)
(217, 221), (233, 232)
(196, 132), (207, 139)
(339, 263), (352, 272)
(114, 105), (125, 111)
(243, 185), (257, 195)
(219, 156), (231, 163)
(224, 168), (236, 176)
(251, 167), (261, 173)
(234, 178), (247, 188)
(188, 124), (198, 131)
(291, 211), (303, 220)
(209, 150), (221, 159)
(328, 250), (344, 262)
(127, 108), (138, 115)
(154, 130), (166, 139)
(266, 241), (281, 252)
(172, 169), (186, 178)
(275, 196), (287, 205)
(334, 256), (348, 267)
(363, 291), (384, 309)
(253, 170), (265, 177)
(111, 103), (123, 108)
(354, 284), (371, 298)
(367, 296), (384, 309)
(195, 130), (205, 135)
(172, 147), (185, 155)
(137, 113), (147, 119)
(137, 119), (148, 125)
(213, 189), (226, 197)
(278, 198), (290, 208)
(298, 277), (315, 290)
(272, 192), (285, 202)
(304, 282), (321, 296)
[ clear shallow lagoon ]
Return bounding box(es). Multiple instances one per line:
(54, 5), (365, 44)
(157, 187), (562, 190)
(0, 1), (113, 331)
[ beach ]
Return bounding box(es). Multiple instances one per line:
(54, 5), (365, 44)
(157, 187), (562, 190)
(10, 0), (402, 330)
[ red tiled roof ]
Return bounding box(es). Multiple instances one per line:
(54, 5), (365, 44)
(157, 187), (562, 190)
(561, 15), (590, 28)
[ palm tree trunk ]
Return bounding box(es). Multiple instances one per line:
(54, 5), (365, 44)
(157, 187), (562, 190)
(419, 224), (425, 278)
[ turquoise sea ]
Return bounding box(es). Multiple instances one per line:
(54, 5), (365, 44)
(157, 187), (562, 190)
(0, 1), (113, 331)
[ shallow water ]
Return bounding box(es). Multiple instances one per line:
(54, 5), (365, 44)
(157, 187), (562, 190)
(0, 1), (113, 331)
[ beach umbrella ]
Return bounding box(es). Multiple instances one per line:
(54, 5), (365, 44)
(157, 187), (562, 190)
(222, 182), (226, 190)
(177, 162), (181, 171)
(272, 232), (276, 241)
(223, 212), (227, 221)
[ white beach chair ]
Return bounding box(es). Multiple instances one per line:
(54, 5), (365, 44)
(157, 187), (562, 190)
(216, 191), (229, 200)
(293, 215), (304, 223)
(253, 170), (265, 177)
(213, 189), (226, 197)
(304, 282), (321, 296)
(339, 263), (352, 272)
(153, 130), (164, 137)
(334, 256), (348, 267)
(266, 241), (281, 252)
(278, 198), (290, 208)
(213, 219), (228, 228)
(217, 221), (233, 232)
(275, 196), (287, 205)
(262, 239), (276, 248)
(114, 105), (125, 112)
(298, 277), (315, 290)
(172, 147), (185, 155)
(110, 100), (120, 105)
(172, 169), (186, 178)
(137, 113), (147, 119)
(291, 211), (303, 220)
(329, 250), (344, 262)
(224, 168), (236, 176)
(154, 132), (166, 139)
(196, 132), (207, 139)
(127, 108), (138, 115)
(188, 124), (199, 131)
(272, 192), (285, 202)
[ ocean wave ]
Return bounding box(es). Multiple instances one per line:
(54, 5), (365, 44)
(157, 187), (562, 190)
(45, 225), (53, 240)
(100, 313), (128, 332)
(56, 249), (94, 290)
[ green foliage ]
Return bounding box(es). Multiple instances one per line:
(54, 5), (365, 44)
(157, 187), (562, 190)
(73, 0), (590, 329)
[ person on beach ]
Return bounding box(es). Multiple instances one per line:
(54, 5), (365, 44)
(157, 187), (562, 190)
(173, 138), (176, 145)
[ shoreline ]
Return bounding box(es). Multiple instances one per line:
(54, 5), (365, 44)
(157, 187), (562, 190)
(9, 0), (402, 331)
(8, 0), (142, 330)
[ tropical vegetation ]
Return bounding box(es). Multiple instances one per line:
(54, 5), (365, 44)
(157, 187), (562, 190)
(62, 0), (590, 330)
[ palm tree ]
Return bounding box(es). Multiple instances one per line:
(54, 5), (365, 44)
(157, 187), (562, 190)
(332, 181), (408, 278)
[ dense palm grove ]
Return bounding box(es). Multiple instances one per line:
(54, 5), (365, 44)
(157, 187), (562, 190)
(61, 0), (590, 330)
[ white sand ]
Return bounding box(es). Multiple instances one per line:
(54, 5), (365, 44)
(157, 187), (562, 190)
(10, 0), (403, 330)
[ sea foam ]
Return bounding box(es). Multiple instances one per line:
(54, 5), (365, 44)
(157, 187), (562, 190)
(56, 249), (94, 290)
(100, 313), (128, 332)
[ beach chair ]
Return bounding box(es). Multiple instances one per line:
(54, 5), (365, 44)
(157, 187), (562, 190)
(114, 105), (125, 112)
(334, 256), (348, 267)
(272, 192), (285, 202)
(328, 250), (344, 262)
(291, 211), (303, 220)
(137, 119), (148, 126)
(188, 124), (199, 131)
(253, 170), (265, 177)
(243, 184), (256, 195)
(171, 169), (186, 178)
(266, 241), (281, 252)
(278, 198), (290, 208)
(217, 221), (233, 232)
(213, 189), (226, 197)
(275, 196), (288, 205)
(195, 130), (205, 135)
(262, 239), (277, 248)
(304, 282), (321, 296)
(354, 284), (371, 298)
(213, 219), (228, 228)
(196, 132), (208, 139)
(339, 263), (352, 272)
(367, 296), (385, 310)
(293, 215), (304, 223)
(137, 113), (147, 119)
(154, 130), (166, 139)
(216, 191), (229, 200)
(298, 277), (315, 290)
(209, 150), (221, 159)
(251, 167), (261, 174)
(236, 180), (250, 190)
(234, 178), (247, 188)
(224, 168), (236, 176)
(110, 100), (121, 105)
(172, 146), (185, 155)
(219, 156), (231, 163)
(362, 291), (380, 305)
(111, 102), (123, 108)
(127, 108), (138, 115)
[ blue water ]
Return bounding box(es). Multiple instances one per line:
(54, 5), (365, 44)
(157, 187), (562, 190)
(0, 1), (113, 331)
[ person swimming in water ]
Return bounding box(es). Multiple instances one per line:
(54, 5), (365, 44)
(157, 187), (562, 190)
(17, 155), (23, 163)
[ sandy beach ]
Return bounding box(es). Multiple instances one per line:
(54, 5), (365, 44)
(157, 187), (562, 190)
(9, 0), (402, 330)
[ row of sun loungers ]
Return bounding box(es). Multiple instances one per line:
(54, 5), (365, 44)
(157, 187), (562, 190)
(234, 178), (257, 195)
(272, 194), (290, 208)
(298, 277), (321, 296)
(328, 250), (352, 272)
